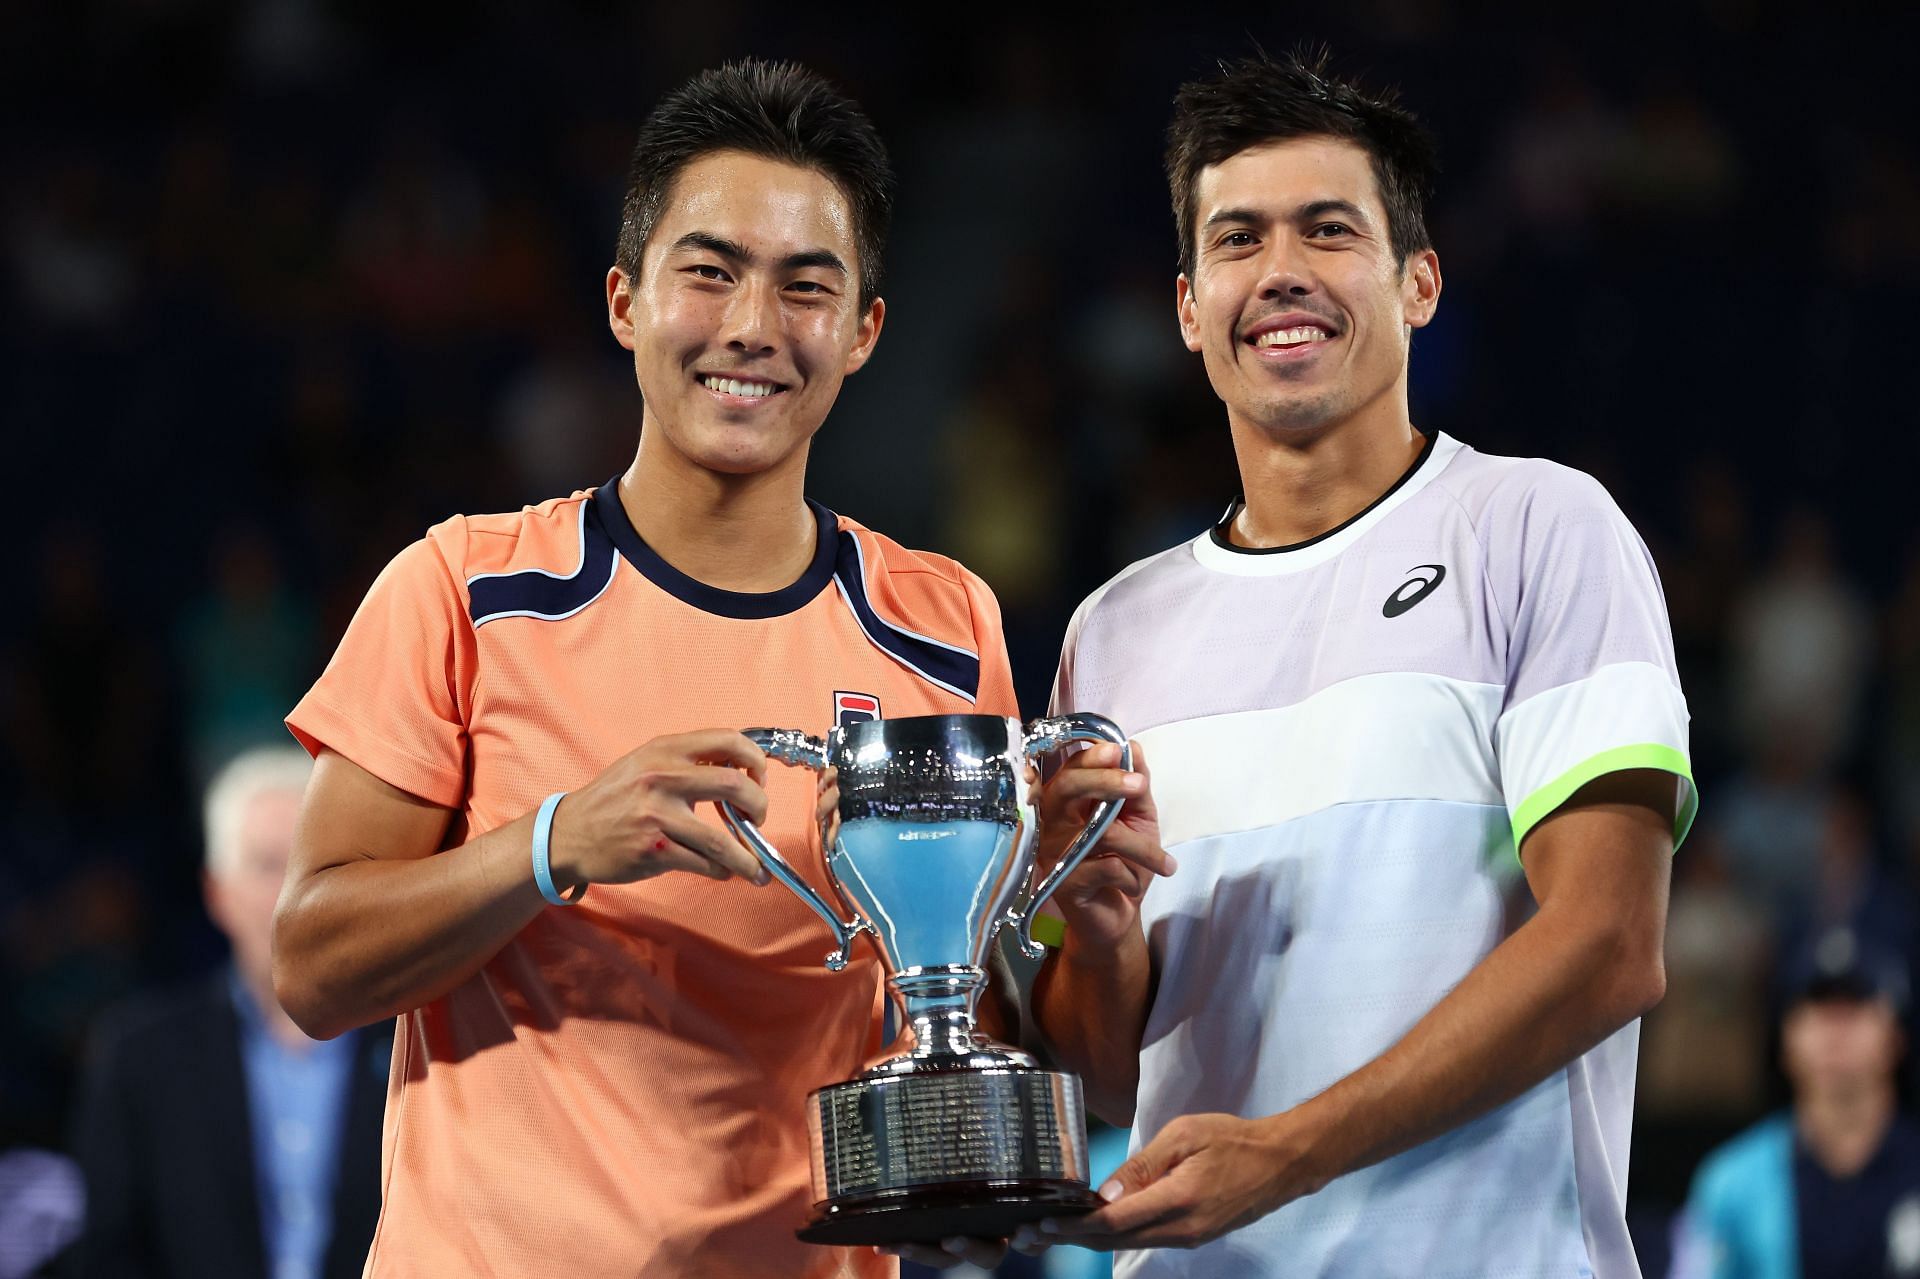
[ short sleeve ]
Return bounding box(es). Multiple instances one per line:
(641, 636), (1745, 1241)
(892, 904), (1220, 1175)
(286, 534), (476, 808)
(1488, 467), (1697, 852)
(964, 571), (1021, 720)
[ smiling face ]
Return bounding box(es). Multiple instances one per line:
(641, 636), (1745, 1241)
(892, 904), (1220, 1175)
(607, 149), (883, 479)
(1177, 136), (1439, 440)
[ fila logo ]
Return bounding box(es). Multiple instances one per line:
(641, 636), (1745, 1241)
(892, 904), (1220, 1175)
(834, 691), (880, 728)
(1382, 564), (1446, 618)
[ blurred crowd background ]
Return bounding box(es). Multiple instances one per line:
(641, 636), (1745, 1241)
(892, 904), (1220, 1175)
(3, 2), (1918, 1275)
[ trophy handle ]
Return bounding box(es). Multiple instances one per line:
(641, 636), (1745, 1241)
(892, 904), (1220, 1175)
(1008, 713), (1133, 960)
(716, 728), (874, 972)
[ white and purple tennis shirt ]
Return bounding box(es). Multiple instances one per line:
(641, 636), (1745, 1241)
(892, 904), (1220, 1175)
(1052, 432), (1695, 1279)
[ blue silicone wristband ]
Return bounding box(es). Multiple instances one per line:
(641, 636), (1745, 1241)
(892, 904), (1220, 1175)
(532, 791), (581, 906)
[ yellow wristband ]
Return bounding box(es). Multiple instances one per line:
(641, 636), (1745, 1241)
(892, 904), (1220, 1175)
(1028, 913), (1067, 950)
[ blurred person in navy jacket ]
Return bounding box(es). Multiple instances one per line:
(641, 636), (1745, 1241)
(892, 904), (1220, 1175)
(66, 747), (390, 1279)
(1673, 927), (1920, 1279)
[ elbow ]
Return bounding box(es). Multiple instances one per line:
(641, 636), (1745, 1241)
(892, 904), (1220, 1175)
(1637, 953), (1668, 1015)
(1088, 1091), (1138, 1129)
(1551, 893), (1668, 1031)
(270, 898), (349, 1041)
(1603, 932), (1667, 1027)
(1618, 955), (1666, 1023)
(272, 965), (347, 1041)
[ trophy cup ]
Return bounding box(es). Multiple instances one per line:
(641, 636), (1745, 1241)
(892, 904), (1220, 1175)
(715, 712), (1131, 1246)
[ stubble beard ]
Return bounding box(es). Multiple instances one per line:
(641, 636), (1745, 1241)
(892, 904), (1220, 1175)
(1246, 381), (1350, 437)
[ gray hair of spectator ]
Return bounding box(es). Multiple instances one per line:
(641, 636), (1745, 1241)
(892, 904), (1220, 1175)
(614, 59), (895, 309)
(202, 747), (314, 881)
(1165, 45), (1438, 280)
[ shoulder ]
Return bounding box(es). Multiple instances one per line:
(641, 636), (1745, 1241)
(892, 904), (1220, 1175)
(357, 488), (603, 629)
(428, 487), (599, 583)
(837, 513), (998, 627)
(1428, 441), (1625, 532)
(1690, 1114), (1796, 1203)
(1065, 540), (1194, 646)
(840, 516), (975, 592)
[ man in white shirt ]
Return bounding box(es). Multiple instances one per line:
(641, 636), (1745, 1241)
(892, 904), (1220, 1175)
(1021, 47), (1694, 1278)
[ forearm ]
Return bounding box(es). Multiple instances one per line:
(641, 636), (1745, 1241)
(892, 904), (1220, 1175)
(273, 811), (549, 1038)
(1288, 897), (1663, 1184)
(1032, 927), (1153, 1124)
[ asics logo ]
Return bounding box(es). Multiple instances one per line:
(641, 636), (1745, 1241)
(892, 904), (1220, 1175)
(1383, 565), (1446, 618)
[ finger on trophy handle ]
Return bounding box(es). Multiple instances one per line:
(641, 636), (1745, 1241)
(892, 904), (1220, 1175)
(741, 726), (828, 771)
(1010, 713), (1133, 957)
(716, 727), (872, 972)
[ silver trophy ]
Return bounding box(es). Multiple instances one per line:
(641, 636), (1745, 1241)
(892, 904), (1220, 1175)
(716, 712), (1131, 1246)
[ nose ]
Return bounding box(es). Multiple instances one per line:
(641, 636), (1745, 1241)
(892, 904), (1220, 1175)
(721, 280), (779, 355)
(1253, 242), (1315, 301)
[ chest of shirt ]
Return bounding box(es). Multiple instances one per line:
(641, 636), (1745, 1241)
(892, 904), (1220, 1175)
(459, 582), (978, 852)
(1080, 535), (1508, 740)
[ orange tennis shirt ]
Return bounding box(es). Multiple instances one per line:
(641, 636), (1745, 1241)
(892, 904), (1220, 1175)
(287, 482), (1019, 1278)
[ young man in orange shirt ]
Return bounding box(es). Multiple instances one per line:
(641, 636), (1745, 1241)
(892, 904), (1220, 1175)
(271, 61), (1050, 1278)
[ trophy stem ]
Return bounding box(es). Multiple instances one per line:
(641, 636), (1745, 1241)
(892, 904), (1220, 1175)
(892, 966), (985, 1059)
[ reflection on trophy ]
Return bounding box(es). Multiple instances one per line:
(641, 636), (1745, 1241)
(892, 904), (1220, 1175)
(716, 712), (1131, 1246)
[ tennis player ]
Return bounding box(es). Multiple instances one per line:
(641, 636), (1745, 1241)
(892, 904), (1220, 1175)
(272, 61), (1019, 1279)
(1023, 48), (1696, 1278)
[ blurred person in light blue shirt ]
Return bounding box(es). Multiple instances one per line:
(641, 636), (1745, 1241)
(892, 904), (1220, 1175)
(68, 747), (388, 1279)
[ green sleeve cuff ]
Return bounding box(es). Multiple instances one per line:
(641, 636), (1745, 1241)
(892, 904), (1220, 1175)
(1028, 912), (1067, 950)
(1511, 743), (1698, 853)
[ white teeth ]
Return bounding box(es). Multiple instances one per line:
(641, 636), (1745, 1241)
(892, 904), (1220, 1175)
(1256, 326), (1331, 348)
(702, 375), (777, 398)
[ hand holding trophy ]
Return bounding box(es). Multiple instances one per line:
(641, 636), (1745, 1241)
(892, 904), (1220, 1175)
(715, 712), (1131, 1246)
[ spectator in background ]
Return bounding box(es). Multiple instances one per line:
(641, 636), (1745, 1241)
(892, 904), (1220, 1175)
(68, 747), (389, 1279)
(1661, 458), (1750, 777)
(14, 530), (166, 831)
(1729, 510), (1872, 779)
(1713, 731), (1838, 923)
(1776, 790), (1917, 993)
(0, 1148), (83, 1279)
(493, 307), (632, 503)
(175, 528), (316, 786)
(1673, 927), (1920, 1279)
(1639, 832), (1772, 1121)
(1885, 539), (1920, 861)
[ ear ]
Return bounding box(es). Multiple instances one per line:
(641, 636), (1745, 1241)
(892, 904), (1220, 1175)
(1175, 274), (1202, 353)
(606, 266), (637, 352)
(842, 296), (886, 376)
(1403, 249), (1442, 330)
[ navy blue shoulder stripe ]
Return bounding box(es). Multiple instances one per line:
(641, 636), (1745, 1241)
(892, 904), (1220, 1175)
(832, 531), (979, 703)
(466, 497), (618, 627)
(592, 479), (839, 620)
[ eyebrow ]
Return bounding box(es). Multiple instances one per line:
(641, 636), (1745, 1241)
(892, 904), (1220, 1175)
(1202, 199), (1374, 232)
(1297, 199), (1371, 227)
(670, 231), (849, 276)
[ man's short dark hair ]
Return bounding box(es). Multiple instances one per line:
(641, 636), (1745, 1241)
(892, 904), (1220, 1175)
(1165, 47), (1438, 279)
(616, 59), (894, 308)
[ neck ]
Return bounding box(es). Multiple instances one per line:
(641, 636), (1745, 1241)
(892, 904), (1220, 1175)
(1225, 386), (1423, 549)
(1797, 1082), (1896, 1178)
(622, 428), (818, 593)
